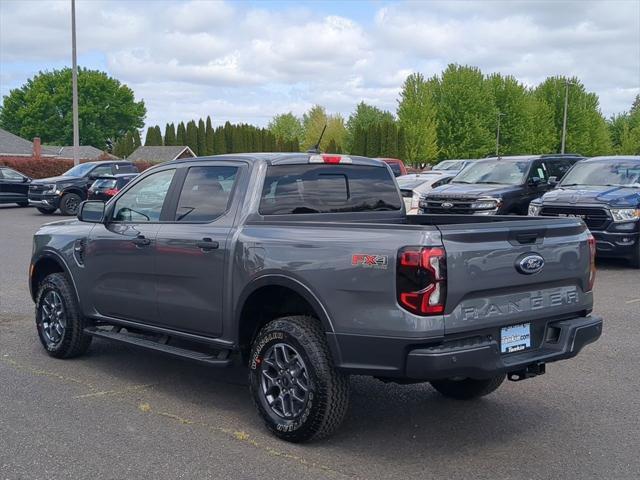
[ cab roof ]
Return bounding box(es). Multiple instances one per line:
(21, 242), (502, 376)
(167, 152), (387, 167)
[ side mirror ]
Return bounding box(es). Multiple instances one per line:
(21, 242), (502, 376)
(78, 200), (105, 223)
(22, 176), (31, 183)
(548, 176), (558, 187)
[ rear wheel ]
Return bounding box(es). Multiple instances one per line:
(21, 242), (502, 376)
(35, 273), (92, 359)
(248, 315), (350, 442)
(59, 192), (82, 216)
(37, 207), (56, 214)
(430, 374), (505, 400)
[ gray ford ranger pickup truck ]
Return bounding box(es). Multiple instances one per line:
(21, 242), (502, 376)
(29, 153), (603, 442)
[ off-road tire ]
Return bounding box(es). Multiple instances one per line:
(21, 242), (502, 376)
(37, 207), (56, 214)
(248, 315), (350, 443)
(35, 273), (92, 359)
(59, 192), (82, 216)
(430, 374), (506, 400)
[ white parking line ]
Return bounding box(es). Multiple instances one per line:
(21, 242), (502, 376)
(625, 298), (640, 304)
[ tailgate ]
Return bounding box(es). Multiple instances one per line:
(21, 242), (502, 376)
(437, 217), (593, 335)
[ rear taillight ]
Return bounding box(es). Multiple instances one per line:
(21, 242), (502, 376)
(397, 246), (447, 315)
(587, 233), (596, 292)
(104, 188), (119, 197)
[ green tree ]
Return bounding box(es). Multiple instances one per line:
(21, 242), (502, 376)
(380, 120), (399, 158)
(351, 126), (367, 156)
(197, 118), (206, 155)
(176, 122), (186, 146)
(326, 138), (338, 153)
(534, 76), (611, 156)
(186, 120), (198, 154)
(432, 65), (495, 160)
(205, 116), (214, 155)
(164, 123), (176, 146)
(268, 112), (304, 143)
(302, 105), (346, 152)
(397, 72), (439, 166)
(488, 73), (532, 155)
(345, 102), (395, 152)
(132, 129), (142, 149)
(0, 67), (145, 148)
(145, 125), (162, 146)
(366, 124), (381, 157)
(213, 126), (226, 154)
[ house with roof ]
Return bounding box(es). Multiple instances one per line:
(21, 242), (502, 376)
(127, 146), (196, 163)
(0, 127), (117, 163)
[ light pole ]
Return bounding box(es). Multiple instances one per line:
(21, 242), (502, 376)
(560, 80), (576, 154)
(71, 0), (79, 166)
(496, 112), (506, 156)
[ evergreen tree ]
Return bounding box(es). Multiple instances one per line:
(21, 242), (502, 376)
(345, 102), (395, 153)
(154, 125), (163, 146)
(231, 126), (245, 153)
(197, 118), (206, 155)
(397, 72), (439, 165)
(186, 120), (198, 155)
(351, 126), (367, 156)
(381, 120), (399, 158)
(213, 126), (226, 154)
(224, 121), (233, 153)
(144, 127), (155, 146)
(164, 123), (176, 146)
(132, 129), (142, 149)
(176, 122), (186, 146)
(205, 116), (214, 155)
(366, 124), (381, 157)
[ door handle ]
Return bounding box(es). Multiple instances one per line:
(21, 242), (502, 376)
(132, 235), (151, 247)
(196, 238), (219, 251)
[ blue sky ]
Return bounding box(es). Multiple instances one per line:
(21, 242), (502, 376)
(1, 0), (639, 132)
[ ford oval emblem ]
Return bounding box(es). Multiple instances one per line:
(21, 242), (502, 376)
(516, 254), (545, 275)
(442, 202), (454, 208)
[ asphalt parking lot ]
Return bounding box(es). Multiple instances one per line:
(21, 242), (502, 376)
(1, 204), (639, 480)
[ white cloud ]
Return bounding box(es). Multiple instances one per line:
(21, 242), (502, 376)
(0, 0), (638, 129)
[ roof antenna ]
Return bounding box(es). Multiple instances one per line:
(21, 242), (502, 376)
(307, 124), (327, 154)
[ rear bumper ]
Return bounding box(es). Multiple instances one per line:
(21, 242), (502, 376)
(328, 315), (602, 380)
(405, 315), (602, 379)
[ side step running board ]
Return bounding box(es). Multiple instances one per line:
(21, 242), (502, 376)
(84, 327), (233, 367)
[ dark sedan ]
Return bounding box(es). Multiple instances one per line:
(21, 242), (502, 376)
(0, 166), (31, 207)
(87, 173), (138, 201)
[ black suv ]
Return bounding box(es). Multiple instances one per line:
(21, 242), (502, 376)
(420, 154), (583, 215)
(529, 156), (640, 267)
(29, 161), (138, 215)
(0, 166), (31, 207)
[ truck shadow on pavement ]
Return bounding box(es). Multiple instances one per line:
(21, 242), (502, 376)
(79, 336), (560, 459)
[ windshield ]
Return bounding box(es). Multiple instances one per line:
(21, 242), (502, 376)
(561, 161), (640, 187)
(433, 160), (463, 171)
(452, 160), (529, 185)
(63, 163), (94, 177)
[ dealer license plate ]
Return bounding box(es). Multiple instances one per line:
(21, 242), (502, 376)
(501, 323), (531, 354)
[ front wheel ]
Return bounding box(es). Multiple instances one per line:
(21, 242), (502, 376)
(248, 315), (350, 442)
(59, 192), (82, 216)
(430, 374), (506, 400)
(35, 273), (92, 358)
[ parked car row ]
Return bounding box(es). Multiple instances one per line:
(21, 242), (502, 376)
(407, 154), (639, 267)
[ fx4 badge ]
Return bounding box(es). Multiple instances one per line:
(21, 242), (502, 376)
(352, 254), (389, 269)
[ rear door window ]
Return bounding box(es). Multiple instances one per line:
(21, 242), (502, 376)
(259, 164), (401, 215)
(174, 166), (238, 222)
